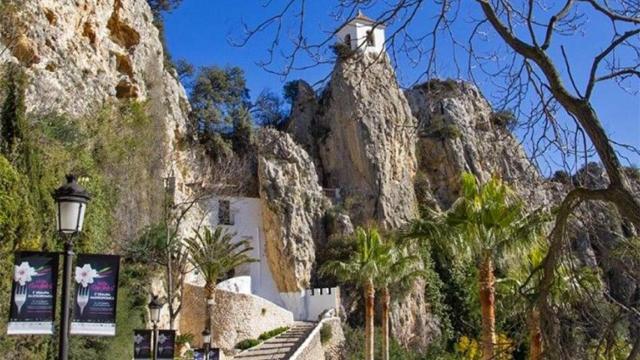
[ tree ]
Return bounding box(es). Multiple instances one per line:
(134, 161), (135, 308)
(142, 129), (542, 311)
(252, 89), (287, 128)
(146, 0), (183, 15)
(183, 226), (254, 340)
(230, 106), (254, 154)
(282, 80), (300, 105)
(189, 66), (250, 136)
(321, 226), (391, 360)
(375, 240), (424, 360)
(410, 173), (544, 360)
(174, 58), (194, 83)
(125, 180), (195, 330)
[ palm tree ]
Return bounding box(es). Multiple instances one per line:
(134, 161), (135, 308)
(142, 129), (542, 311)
(410, 173), (544, 360)
(320, 226), (390, 360)
(184, 226), (255, 341)
(375, 240), (424, 360)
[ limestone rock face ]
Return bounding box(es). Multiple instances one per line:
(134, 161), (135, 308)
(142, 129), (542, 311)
(286, 80), (320, 161)
(0, 0), (197, 197)
(406, 80), (552, 210)
(317, 54), (418, 229)
(256, 129), (329, 292)
(390, 278), (441, 350)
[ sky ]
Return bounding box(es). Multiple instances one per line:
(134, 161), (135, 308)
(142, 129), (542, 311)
(162, 0), (640, 172)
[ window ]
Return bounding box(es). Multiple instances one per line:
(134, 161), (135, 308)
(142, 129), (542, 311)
(344, 34), (352, 48)
(218, 199), (233, 225)
(366, 30), (375, 46)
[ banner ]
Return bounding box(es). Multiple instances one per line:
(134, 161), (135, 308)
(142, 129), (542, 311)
(7, 252), (58, 335)
(157, 330), (176, 360)
(133, 330), (152, 360)
(70, 254), (120, 336)
(193, 348), (220, 360)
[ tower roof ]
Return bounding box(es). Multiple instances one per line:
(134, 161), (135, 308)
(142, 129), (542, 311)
(344, 10), (386, 29)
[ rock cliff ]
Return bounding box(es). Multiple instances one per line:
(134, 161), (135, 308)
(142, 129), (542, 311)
(316, 53), (418, 229)
(405, 79), (554, 210)
(257, 129), (330, 292)
(0, 0), (199, 236)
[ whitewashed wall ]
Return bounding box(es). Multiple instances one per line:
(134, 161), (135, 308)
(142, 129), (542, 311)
(189, 197), (282, 306)
(337, 23), (385, 54)
(280, 287), (340, 321)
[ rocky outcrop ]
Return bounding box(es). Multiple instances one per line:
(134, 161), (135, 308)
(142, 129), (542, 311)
(257, 129), (330, 292)
(556, 165), (639, 340)
(316, 53), (418, 229)
(406, 79), (553, 210)
(286, 80), (320, 161)
(390, 278), (441, 350)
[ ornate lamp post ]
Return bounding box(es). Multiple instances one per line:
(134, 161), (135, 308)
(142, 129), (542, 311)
(148, 296), (163, 360)
(53, 175), (90, 360)
(202, 328), (211, 360)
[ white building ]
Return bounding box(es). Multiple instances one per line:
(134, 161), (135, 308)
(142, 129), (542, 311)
(188, 196), (339, 321)
(336, 10), (386, 54)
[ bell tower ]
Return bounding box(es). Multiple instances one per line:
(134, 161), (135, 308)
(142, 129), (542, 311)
(336, 10), (386, 54)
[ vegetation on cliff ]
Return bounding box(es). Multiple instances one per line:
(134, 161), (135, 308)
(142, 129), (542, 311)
(0, 64), (163, 359)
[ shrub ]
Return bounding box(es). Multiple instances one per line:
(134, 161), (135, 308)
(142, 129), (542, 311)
(491, 110), (517, 129)
(342, 326), (422, 360)
(421, 114), (461, 140)
(258, 326), (289, 341)
(320, 323), (333, 344)
(235, 338), (261, 350)
(331, 43), (355, 59)
(176, 333), (195, 345)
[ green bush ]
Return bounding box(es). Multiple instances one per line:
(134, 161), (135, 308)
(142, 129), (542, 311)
(320, 323), (333, 344)
(235, 338), (261, 350)
(490, 110), (517, 129)
(258, 326), (289, 341)
(342, 326), (422, 360)
(176, 333), (195, 345)
(421, 114), (461, 140)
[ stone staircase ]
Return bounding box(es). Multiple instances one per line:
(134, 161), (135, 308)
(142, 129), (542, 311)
(233, 322), (316, 360)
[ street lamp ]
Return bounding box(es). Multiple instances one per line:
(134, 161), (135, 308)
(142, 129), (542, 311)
(202, 328), (211, 360)
(148, 296), (163, 360)
(53, 175), (90, 360)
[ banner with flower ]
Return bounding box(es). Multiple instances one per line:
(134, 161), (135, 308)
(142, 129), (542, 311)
(133, 330), (152, 360)
(70, 254), (120, 336)
(7, 252), (58, 335)
(193, 348), (220, 360)
(157, 330), (176, 359)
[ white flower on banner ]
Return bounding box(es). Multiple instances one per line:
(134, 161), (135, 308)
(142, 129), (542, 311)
(158, 334), (168, 344)
(74, 264), (98, 288)
(134, 334), (145, 344)
(14, 262), (37, 286)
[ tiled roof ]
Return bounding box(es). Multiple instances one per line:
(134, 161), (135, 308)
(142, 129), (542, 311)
(345, 9), (386, 28)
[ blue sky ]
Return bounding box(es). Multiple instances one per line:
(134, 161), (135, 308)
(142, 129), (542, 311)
(162, 1), (639, 171)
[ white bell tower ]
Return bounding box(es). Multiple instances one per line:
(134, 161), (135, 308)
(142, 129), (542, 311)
(336, 10), (386, 54)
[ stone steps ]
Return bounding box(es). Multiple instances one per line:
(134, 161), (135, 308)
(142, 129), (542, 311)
(233, 322), (316, 360)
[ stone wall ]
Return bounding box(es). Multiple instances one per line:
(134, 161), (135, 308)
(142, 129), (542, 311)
(320, 318), (346, 360)
(179, 284), (294, 353)
(290, 317), (345, 360)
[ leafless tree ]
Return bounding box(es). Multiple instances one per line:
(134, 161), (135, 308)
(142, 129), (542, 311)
(233, 0), (639, 357)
